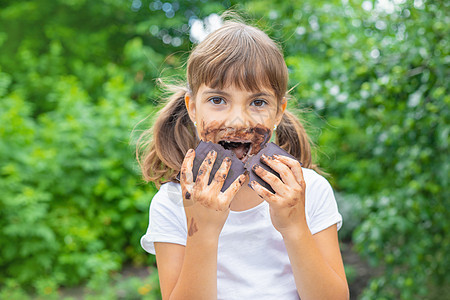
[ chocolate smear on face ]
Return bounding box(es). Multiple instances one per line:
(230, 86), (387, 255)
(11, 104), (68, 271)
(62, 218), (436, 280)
(199, 120), (222, 143)
(200, 122), (271, 164)
(201, 121), (270, 149)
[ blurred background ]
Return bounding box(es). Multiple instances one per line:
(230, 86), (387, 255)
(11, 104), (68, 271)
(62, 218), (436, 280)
(0, 0), (448, 299)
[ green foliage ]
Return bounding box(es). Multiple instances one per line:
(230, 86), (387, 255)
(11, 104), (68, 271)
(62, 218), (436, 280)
(247, 0), (448, 298)
(0, 270), (161, 300)
(0, 0), (448, 299)
(0, 72), (158, 288)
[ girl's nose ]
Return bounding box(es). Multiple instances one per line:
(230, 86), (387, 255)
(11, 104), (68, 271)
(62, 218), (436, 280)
(224, 112), (251, 128)
(225, 111), (267, 128)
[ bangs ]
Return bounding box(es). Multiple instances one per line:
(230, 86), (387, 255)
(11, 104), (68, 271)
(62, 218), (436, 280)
(201, 54), (281, 96)
(187, 23), (288, 100)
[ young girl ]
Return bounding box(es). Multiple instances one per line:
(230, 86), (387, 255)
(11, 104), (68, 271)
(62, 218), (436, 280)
(137, 17), (349, 300)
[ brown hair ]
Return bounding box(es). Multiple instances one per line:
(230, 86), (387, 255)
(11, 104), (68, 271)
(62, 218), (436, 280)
(135, 16), (321, 189)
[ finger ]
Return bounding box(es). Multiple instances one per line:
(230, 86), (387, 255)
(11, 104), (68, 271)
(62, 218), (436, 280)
(210, 156), (232, 194)
(273, 155), (305, 187)
(252, 164), (286, 195)
(196, 150), (217, 187)
(180, 149), (195, 185)
(220, 172), (247, 207)
(250, 180), (279, 205)
(261, 154), (297, 186)
(196, 150), (217, 188)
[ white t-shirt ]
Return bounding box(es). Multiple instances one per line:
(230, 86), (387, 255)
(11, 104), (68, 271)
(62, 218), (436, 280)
(141, 168), (343, 300)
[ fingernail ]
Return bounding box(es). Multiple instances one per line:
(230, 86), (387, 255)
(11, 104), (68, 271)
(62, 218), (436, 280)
(209, 150), (216, 156)
(261, 154), (267, 159)
(273, 154), (279, 159)
(252, 164), (259, 171)
(187, 149), (193, 154)
(225, 157), (231, 163)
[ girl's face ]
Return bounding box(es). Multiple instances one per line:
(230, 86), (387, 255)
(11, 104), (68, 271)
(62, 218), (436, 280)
(185, 83), (287, 163)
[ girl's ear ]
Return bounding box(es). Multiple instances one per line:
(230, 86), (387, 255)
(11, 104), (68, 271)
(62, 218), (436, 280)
(275, 97), (287, 125)
(281, 97), (287, 112)
(184, 93), (196, 122)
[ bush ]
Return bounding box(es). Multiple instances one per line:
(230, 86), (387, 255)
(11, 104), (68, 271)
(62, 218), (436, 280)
(0, 73), (157, 289)
(249, 0), (448, 297)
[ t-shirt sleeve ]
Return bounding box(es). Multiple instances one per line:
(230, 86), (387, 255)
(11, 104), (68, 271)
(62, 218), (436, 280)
(140, 183), (187, 255)
(305, 171), (343, 235)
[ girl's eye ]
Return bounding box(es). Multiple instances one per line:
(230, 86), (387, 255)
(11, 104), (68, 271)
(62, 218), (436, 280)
(208, 97), (225, 105)
(251, 99), (268, 107)
(208, 97), (268, 107)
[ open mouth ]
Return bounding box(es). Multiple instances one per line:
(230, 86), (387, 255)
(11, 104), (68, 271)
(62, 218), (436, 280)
(218, 140), (253, 163)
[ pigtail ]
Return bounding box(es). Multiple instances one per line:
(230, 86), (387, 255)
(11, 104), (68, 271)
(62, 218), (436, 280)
(135, 85), (199, 189)
(276, 109), (323, 175)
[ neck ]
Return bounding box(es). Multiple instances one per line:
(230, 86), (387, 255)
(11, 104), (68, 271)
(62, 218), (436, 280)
(229, 176), (264, 212)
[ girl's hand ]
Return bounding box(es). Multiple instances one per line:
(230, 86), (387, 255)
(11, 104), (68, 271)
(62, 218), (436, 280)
(180, 149), (248, 237)
(250, 154), (307, 236)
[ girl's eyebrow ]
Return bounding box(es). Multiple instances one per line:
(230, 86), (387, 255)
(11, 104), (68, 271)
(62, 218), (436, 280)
(204, 90), (230, 96)
(204, 89), (274, 99)
(250, 92), (273, 99)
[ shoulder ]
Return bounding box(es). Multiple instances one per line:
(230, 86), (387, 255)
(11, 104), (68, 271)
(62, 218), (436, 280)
(301, 167), (333, 192)
(302, 168), (337, 215)
(150, 181), (184, 212)
(148, 181), (186, 227)
(141, 181), (186, 254)
(153, 181), (182, 201)
(301, 168), (343, 233)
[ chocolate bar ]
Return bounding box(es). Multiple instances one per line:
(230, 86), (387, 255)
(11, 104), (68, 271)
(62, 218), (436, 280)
(176, 141), (298, 194)
(244, 142), (297, 194)
(176, 141), (245, 193)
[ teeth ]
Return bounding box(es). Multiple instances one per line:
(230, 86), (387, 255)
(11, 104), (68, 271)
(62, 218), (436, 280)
(220, 140), (250, 143)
